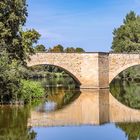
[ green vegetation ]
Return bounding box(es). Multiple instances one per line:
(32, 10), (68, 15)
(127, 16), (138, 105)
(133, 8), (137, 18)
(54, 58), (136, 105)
(35, 44), (85, 53)
(0, 0), (45, 104)
(117, 65), (140, 81)
(0, 52), (45, 104)
(0, 0), (27, 62)
(21, 80), (45, 103)
(112, 11), (140, 80)
(34, 44), (46, 52)
(0, 106), (36, 140)
(0, 0), (84, 104)
(112, 11), (140, 53)
(116, 122), (140, 140)
(110, 79), (140, 109)
(0, 52), (22, 103)
(38, 87), (81, 112)
(47, 44), (85, 53)
(26, 65), (79, 88)
(21, 29), (41, 61)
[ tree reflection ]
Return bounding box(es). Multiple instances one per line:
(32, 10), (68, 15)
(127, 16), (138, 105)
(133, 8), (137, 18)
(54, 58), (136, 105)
(35, 88), (81, 112)
(116, 122), (140, 140)
(0, 106), (36, 140)
(110, 79), (140, 109)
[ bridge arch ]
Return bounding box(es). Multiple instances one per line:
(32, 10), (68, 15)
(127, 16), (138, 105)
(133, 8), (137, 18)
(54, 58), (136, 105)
(27, 53), (103, 89)
(109, 53), (140, 84)
(109, 62), (140, 83)
(28, 63), (81, 86)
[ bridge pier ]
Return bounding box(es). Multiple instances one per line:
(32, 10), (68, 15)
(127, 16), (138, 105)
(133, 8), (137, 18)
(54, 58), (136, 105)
(80, 53), (109, 89)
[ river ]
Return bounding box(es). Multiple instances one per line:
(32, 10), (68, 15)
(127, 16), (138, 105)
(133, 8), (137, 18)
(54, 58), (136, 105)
(0, 79), (140, 140)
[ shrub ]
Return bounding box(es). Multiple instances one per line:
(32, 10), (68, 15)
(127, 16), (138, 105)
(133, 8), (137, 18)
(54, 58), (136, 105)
(21, 80), (45, 103)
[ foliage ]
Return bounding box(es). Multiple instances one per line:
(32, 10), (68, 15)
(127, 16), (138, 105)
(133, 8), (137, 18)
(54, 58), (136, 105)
(34, 44), (46, 52)
(110, 79), (140, 109)
(0, 0), (28, 62)
(64, 47), (76, 53)
(0, 52), (23, 102)
(118, 65), (140, 80)
(48, 44), (64, 52)
(64, 47), (85, 53)
(116, 122), (140, 140)
(21, 29), (41, 60)
(48, 45), (85, 53)
(27, 65), (78, 88)
(112, 11), (140, 53)
(21, 80), (45, 103)
(75, 47), (85, 53)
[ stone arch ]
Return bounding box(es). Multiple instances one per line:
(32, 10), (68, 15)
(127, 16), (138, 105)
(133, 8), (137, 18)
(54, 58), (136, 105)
(109, 62), (140, 83)
(27, 63), (81, 86)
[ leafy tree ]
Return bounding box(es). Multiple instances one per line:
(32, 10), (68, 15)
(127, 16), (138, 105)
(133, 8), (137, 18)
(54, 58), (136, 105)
(64, 47), (75, 53)
(75, 47), (85, 53)
(0, 0), (28, 62)
(48, 44), (64, 52)
(112, 11), (140, 53)
(0, 52), (22, 102)
(124, 11), (137, 24)
(21, 29), (41, 60)
(34, 44), (46, 52)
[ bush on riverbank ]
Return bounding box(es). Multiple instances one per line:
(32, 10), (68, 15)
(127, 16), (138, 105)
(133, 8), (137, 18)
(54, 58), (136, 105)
(21, 80), (45, 103)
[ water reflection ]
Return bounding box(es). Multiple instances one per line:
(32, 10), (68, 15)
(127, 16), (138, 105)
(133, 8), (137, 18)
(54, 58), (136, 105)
(110, 79), (140, 109)
(116, 122), (140, 140)
(0, 106), (36, 140)
(29, 89), (109, 126)
(35, 88), (81, 112)
(28, 89), (140, 127)
(1, 87), (140, 140)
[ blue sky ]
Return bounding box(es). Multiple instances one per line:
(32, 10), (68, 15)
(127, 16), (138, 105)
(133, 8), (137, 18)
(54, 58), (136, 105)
(26, 0), (140, 52)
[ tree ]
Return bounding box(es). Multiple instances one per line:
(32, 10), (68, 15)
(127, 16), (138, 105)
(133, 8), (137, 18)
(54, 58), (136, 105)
(21, 29), (41, 60)
(34, 44), (46, 52)
(111, 11), (140, 53)
(64, 47), (75, 53)
(75, 47), (85, 53)
(0, 52), (22, 102)
(49, 44), (64, 52)
(0, 0), (28, 62)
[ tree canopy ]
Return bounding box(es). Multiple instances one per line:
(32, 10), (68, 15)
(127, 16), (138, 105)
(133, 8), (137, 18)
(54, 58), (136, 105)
(47, 45), (85, 53)
(21, 29), (41, 59)
(0, 0), (28, 62)
(112, 11), (140, 53)
(34, 44), (46, 52)
(48, 44), (64, 53)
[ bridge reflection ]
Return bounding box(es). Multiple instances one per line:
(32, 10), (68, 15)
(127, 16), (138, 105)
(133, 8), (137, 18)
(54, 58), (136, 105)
(28, 89), (140, 127)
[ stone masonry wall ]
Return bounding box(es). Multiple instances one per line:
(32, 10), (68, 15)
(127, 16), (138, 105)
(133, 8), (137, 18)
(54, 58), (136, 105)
(27, 53), (140, 88)
(27, 53), (100, 88)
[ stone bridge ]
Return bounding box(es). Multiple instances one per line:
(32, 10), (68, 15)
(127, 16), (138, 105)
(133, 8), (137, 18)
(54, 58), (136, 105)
(27, 53), (140, 89)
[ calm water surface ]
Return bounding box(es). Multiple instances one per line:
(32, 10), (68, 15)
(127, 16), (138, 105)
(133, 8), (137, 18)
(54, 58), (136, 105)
(0, 80), (140, 140)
